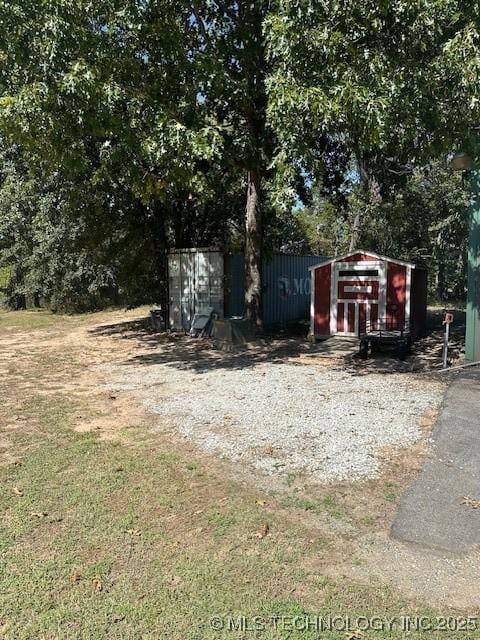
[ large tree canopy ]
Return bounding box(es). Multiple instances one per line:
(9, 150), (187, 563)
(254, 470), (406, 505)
(0, 0), (479, 311)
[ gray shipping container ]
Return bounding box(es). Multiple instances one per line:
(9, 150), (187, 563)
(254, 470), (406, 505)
(168, 249), (326, 331)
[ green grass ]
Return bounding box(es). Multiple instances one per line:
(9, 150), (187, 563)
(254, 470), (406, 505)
(206, 509), (238, 537)
(281, 495), (319, 512)
(0, 310), (473, 639)
(0, 309), (66, 332)
(0, 395), (310, 639)
(280, 493), (348, 520)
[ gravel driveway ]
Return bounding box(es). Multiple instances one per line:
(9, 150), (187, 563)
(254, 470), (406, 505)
(107, 356), (445, 484)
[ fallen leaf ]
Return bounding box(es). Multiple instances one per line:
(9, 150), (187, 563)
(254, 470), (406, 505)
(70, 571), (81, 583)
(12, 486), (23, 497)
(92, 577), (103, 592)
(126, 528), (142, 537)
(461, 496), (480, 509)
(30, 511), (47, 519)
(345, 632), (365, 640)
(48, 516), (63, 523)
(112, 614), (125, 623)
(168, 575), (183, 587)
(255, 523), (270, 539)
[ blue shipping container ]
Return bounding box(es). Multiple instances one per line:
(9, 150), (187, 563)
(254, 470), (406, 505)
(225, 254), (327, 325)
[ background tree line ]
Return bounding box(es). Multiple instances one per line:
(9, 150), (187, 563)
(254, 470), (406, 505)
(0, 1), (479, 316)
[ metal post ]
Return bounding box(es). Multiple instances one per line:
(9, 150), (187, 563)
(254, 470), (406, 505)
(443, 320), (450, 369)
(465, 167), (480, 362)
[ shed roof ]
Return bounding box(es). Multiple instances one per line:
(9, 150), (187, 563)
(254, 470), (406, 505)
(308, 250), (417, 271)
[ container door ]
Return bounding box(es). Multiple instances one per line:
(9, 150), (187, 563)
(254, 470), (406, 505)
(168, 253), (182, 330)
(195, 251), (210, 312)
(209, 253), (224, 318)
(180, 252), (195, 331)
(195, 251), (224, 319)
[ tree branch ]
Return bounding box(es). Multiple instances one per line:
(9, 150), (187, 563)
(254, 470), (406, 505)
(214, 0), (239, 25)
(191, 0), (210, 45)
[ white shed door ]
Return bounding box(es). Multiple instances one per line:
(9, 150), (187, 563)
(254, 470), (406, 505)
(330, 261), (386, 336)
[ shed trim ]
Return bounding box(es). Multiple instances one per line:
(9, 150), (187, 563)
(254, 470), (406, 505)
(405, 265), (412, 329)
(308, 250), (417, 271)
(309, 269), (315, 335)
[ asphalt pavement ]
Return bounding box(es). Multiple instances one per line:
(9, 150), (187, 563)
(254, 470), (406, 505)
(391, 369), (480, 553)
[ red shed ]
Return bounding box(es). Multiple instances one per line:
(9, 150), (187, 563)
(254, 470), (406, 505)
(309, 251), (427, 339)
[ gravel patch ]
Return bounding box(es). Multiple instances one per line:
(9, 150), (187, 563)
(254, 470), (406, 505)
(106, 360), (445, 484)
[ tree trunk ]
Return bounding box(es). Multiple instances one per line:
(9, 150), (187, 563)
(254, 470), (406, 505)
(349, 145), (380, 251)
(245, 169), (262, 330)
(151, 200), (169, 308)
(349, 211), (361, 252)
(349, 145), (371, 252)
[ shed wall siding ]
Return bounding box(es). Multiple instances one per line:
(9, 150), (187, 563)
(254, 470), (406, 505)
(314, 264), (331, 335)
(386, 262), (407, 329)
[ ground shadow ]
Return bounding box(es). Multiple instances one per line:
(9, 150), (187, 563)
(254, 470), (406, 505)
(88, 307), (466, 376)
(89, 317), (312, 373)
(346, 307), (466, 375)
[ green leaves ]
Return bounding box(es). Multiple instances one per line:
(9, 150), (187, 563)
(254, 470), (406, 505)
(266, 0), (480, 162)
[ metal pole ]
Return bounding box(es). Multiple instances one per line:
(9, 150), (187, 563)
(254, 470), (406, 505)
(465, 165), (480, 362)
(443, 320), (450, 369)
